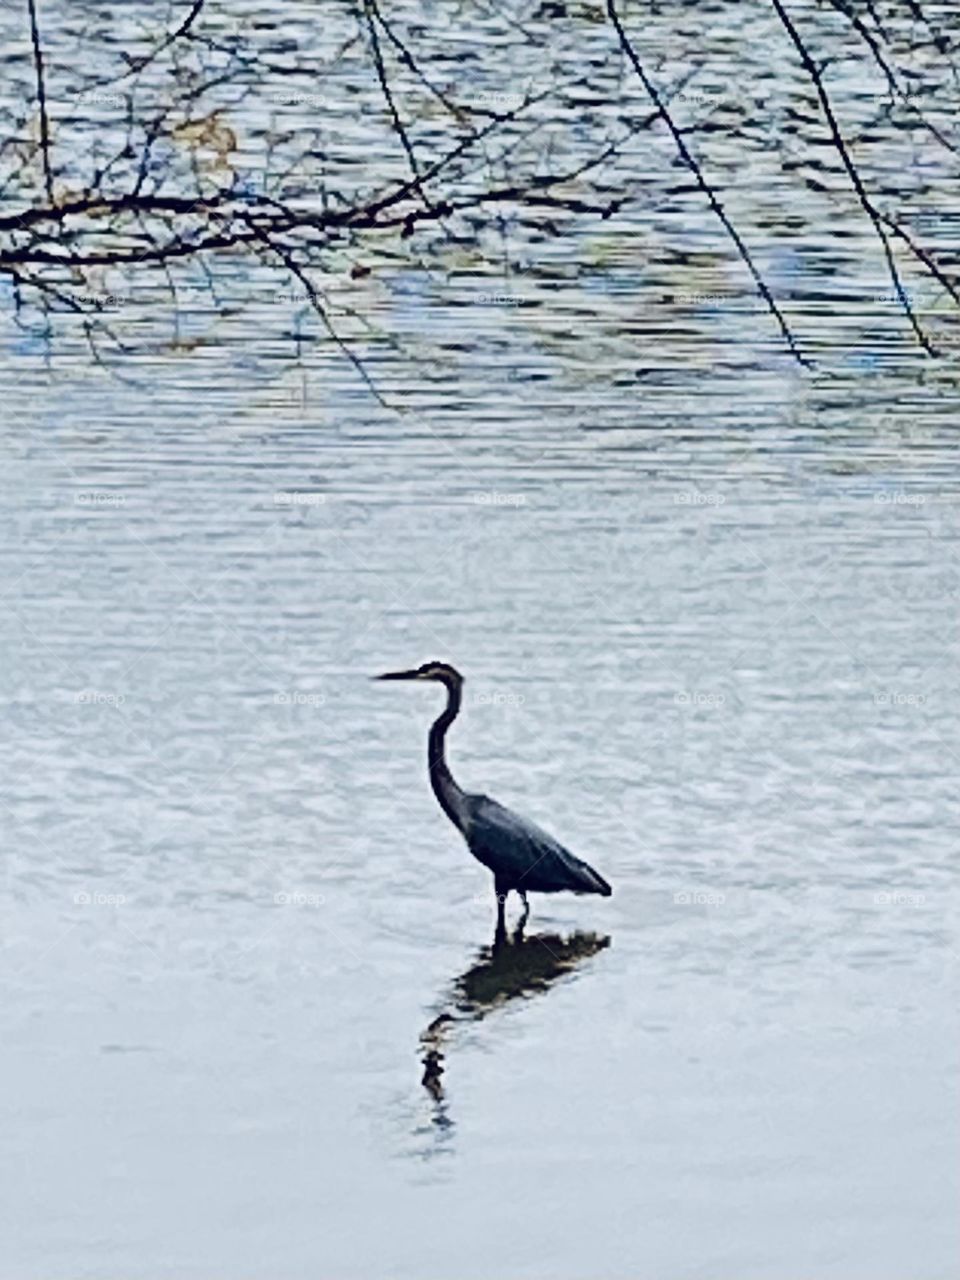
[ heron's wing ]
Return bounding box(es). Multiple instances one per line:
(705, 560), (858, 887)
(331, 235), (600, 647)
(465, 794), (611, 895)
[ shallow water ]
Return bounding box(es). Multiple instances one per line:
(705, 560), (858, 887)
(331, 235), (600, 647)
(3, 376), (958, 1278)
(2, 1), (959, 1277)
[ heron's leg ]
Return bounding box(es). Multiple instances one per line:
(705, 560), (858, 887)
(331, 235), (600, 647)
(515, 890), (530, 940)
(494, 881), (507, 946)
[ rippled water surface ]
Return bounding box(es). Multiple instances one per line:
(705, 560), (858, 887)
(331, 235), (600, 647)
(2, 1), (960, 1277)
(4, 373), (958, 1279)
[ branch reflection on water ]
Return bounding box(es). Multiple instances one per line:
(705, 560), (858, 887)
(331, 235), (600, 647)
(419, 926), (611, 1134)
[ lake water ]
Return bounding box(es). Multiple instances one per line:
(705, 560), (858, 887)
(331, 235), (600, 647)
(1, 1), (959, 1276)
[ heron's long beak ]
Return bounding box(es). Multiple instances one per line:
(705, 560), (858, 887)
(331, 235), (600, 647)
(374, 668), (423, 681)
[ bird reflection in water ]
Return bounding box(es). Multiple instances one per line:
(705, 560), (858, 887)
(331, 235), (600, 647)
(419, 924), (611, 1129)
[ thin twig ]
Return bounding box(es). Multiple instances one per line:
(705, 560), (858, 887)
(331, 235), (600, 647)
(362, 0), (430, 209)
(770, 0), (941, 354)
(606, 0), (811, 367)
(116, 0), (206, 82)
(241, 213), (391, 409)
(26, 0), (53, 202)
(824, 0), (959, 158)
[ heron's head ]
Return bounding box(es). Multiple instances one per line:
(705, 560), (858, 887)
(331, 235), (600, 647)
(375, 660), (463, 688)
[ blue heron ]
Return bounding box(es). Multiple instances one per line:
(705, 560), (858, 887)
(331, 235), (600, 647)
(376, 661), (612, 935)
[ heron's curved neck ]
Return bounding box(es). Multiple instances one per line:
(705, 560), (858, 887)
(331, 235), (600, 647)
(428, 681), (467, 829)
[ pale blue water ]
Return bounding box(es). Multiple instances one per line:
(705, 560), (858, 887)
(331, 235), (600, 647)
(2, 377), (958, 1278)
(1, 0), (959, 1276)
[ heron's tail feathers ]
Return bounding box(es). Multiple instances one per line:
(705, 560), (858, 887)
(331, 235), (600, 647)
(590, 870), (613, 897)
(574, 861), (612, 896)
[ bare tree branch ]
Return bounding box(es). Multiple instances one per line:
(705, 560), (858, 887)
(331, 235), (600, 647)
(2, 0), (959, 385)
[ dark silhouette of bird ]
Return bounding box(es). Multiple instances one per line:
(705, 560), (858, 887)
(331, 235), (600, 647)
(420, 929), (610, 1114)
(376, 661), (612, 935)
